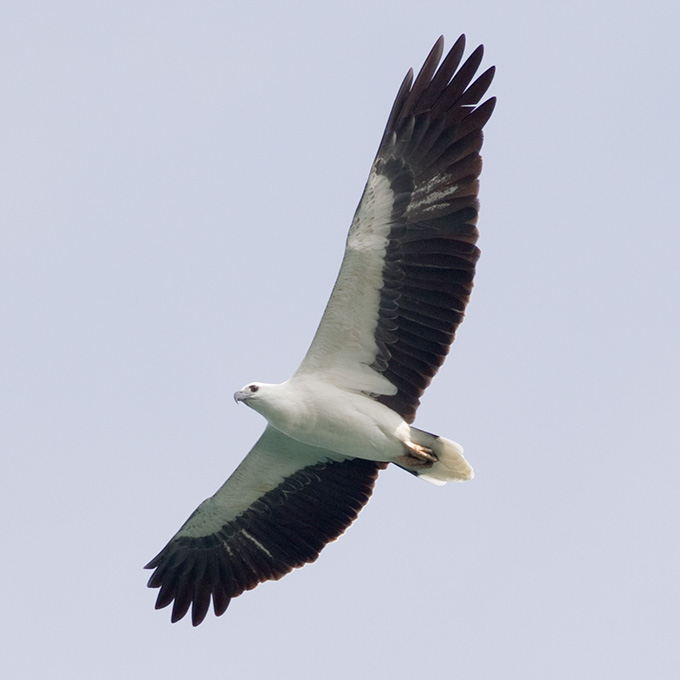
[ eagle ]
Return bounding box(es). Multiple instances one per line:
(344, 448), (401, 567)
(146, 34), (495, 625)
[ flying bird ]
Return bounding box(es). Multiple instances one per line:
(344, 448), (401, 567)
(146, 34), (495, 626)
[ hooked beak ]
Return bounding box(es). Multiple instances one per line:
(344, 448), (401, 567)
(233, 390), (248, 404)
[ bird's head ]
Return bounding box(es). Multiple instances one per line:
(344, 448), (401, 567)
(233, 381), (293, 427)
(234, 382), (265, 407)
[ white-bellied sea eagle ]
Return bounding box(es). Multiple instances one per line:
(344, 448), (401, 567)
(146, 34), (495, 625)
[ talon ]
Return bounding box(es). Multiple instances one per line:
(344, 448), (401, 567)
(399, 441), (437, 466)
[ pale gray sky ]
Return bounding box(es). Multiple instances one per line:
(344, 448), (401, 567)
(2, 2), (679, 678)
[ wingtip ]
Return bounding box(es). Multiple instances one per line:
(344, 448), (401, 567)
(469, 42), (484, 63)
(483, 95), (498, 116)
(430, 35), (445, 58)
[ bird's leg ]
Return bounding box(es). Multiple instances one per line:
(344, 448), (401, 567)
(394, 441), (437, 469)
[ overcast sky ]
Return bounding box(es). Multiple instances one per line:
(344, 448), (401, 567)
(2, 1), (679, 678)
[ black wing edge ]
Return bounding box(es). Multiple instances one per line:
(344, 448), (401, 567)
(145, 457), (387, 626)
(372, 35), (496, 422)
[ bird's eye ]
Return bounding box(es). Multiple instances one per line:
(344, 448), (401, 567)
(249, 385), (259, 393)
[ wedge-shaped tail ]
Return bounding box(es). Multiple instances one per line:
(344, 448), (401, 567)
(408, 426), (474, 485)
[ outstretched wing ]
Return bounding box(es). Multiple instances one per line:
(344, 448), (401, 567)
(296, 35), (495, 422)
(145, 426), (386, 625)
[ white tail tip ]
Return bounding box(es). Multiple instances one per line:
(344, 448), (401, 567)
(409, 429), (474, 485)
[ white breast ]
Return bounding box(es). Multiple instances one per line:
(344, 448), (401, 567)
(263, 376), (411, 461)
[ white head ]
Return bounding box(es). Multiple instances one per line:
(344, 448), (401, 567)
(233, 382), (266, 408)
(233, 381), (293, 429)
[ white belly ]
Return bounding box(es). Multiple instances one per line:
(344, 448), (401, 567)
(263, 376), (410, 462)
